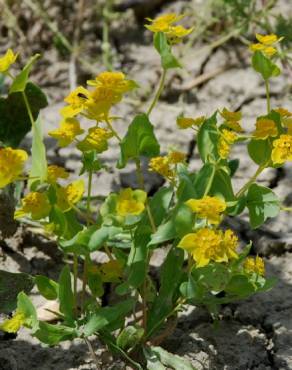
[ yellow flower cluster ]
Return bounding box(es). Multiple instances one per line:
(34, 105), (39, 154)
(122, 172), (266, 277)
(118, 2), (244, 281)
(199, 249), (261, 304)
(0, 310), (26, 333)
(186, 196), (226, 225)
(77, 127), (113, 152)
(47, 165), (69, 184)
(149, 150), (186, 180)
(15, 180), (84, 219)
(220, 108), (243, 133)
(15, 192), (51, 220)
(0, 147), (28, 188)
(250, 33), (282, 57)
(0, 49), (18, 73)
(271, 134), (292, 164)
(48, 118), (84, 147)
(61, 71), (137, 121)
(145, 13), (193, 44)
(176, 115), (205, 129)
(178, 228), (238, 267)
(218, 129), (238, 159)
(244, 256), (265, 276)
(276, 107), (292, 134)
(253, 118), (278, 140)
(116, 188), (147, 217)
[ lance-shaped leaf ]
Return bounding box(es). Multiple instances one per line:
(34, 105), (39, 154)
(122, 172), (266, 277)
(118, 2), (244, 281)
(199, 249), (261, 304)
(252, 51), (281, 80)
(154, 32), (181, 70)
(197, 113), (220, 163)
(10, 54), (41, 93)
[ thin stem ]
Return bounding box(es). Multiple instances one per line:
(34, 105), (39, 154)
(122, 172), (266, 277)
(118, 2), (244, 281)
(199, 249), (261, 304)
(236, 163), (267, 197)
(84, 338), (100, 370)
(281, 206), (292, 212)
(102, 0), (113, 70)
(73, 253), (78, 317)
(203, 165), (216, 197)
(105, 119), (122, 142)
(22, 91), (36, 129)
(265, 79), (271, 113)
(147, 69), (167, 116)
(86, 169), (93, 227)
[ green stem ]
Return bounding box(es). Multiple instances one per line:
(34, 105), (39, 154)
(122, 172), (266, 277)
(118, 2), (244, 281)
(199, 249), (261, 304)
(86, 169), (93, 227)
(236, 163), (267, 197)
(147, 69), (167, 116)
(102, 0), (113, 70)
(203, 165), (216, 197)
(281, 206), (292, 212)
(84, 338), (100, 369)
(22, 91), (36, 129)
(105, 119), (122, 142)
(73, 253), (78, 317)
(265, 79), (271, 114)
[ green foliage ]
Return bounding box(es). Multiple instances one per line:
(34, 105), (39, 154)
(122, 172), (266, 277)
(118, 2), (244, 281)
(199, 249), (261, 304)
(118, 114), (160, 168)
(0, 271), (34, 314)
(246, 184), (280, 229)
(0, 82), (48, 147)
(35, 275), (59, 300)
(58, 266), (74, 322)
(197, 113), (220, 163)
(154, 32), (181, 70)
(252, 51), (281, 80)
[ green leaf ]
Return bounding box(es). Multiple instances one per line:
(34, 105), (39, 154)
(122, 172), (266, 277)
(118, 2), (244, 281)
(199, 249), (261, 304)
(116, 325), (144, 350)
(148, 346), (197, 370)
(34, 321), (77, 345)
(88, 226), (123, 251)
(117, 113), (160, 168)
(58, 266), (74, 322)
(144, 347), (166, 370)
(0, 82), (48, 147)
(29, 114), (48, 186)
(154, 32), (181, 69)
(210, 168), (236, 202)
(147, 246), (184, 336)
(148, 219), (176, 246)
(252, 51), (281, 80)
(225, 275), (255, 298)
(88, 271), (104, 297)
(174, 204), (193, 238)
(248, 138), (271, 166)
(0, 271), (34, 314)
(228, 159), (240, 177)
(10, 54), (41, 93)
(193, 163), (216, 198)
(83, 299), (134, 337)
(246, 184), (280, 228)
(197, 113), (219, 163)
(17, 292), (38, 332)
(176, 164), (198, 201)
(35, 275), (59, 300)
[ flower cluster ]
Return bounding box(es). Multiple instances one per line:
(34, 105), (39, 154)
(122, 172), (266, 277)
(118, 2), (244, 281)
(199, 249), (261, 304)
(244, 256), (265, 276)
(176, 115), (205, 129)
(145, 13), (193, 44)
(250, 33), (282, 57)
(178, 228), (238, 267)
(186, 196), (226, 225)
(116, 188), (147, 217)
(0, 49), (18, 73)
(149, 150), (186, 181)
(0, 147), (28, 188)
(253, 118), (278, 139)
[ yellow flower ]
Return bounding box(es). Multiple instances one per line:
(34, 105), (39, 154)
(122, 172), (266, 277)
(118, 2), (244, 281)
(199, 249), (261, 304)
(176, 116), (205, 129)
(275, 107), (292, 118)
(0, 49), (18, 73)
(220, 108), (242, 122)
(116, 188), (147, 217)
(48, 117), (84, 147)
(178, 228), (238, 267)
(47, 165), (69, 184)
(271, 134), (292, 164)
(0, 311), (26, 333)
(149, 156), (174, 180)
(15, 192), (51, 220)
(253, 118), (278, 140)
(244, 256), (265, 276)
(78, 127), (113, 152)
(87, 71), (137, 93)
(255, 33), (279, 45)
(56, 180), (85, 211)
(60, 86), (91, 118)
(185, 196), (226, 225)
(218, 129), (237, 159)
(0, 147), (28, 188)
(145, 13), (193, 43)
(168, 151), (186, 164)
(283, 117), (292, 134)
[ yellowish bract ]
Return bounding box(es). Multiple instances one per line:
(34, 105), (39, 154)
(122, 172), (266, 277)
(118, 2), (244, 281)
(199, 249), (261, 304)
(0, 147), (28, 188)
(0, 49), (18, 73)
(244, 256), (265, 276)
(116, 188), (147, 217)
(15, 192), (51, 220)
(0, 311), (26, 333)
(271, 134), (292, 164)
(149, 156), (174, 180)
(176, 116), (205, 129)
(47, 165), (69, 184)
(168, 150), (186, 164)
(253, 118), (278, 139)
(60, 86), (91, 118)
(48, 118), (84, 147)
(185, 196), (226, 225)
(56, 180), (85, 211)
(178, 228), (238, 267)
(78, 127), (113, 152)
